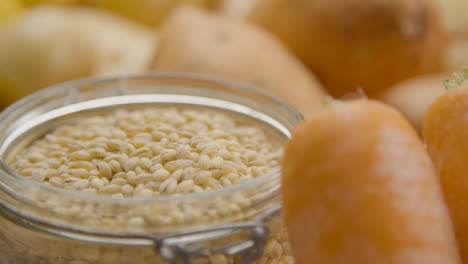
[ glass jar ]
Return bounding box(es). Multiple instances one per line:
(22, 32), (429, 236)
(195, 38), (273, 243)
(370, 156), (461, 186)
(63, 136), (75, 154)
(0, 73), (302, 264)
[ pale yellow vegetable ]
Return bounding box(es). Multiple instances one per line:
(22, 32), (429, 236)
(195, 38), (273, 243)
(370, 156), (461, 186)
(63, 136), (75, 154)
(85, 0), (217, 27)
(0, 0), (22, 26)
(249, 0), (445, 97)
(152, 6), (327, 118)
(23, 0), (78, 5)
(0, 6), (157, 107)
(379, 73), (447, 134)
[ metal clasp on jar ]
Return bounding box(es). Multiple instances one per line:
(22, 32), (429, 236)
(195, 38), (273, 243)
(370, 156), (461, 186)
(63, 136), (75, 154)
(149, 223), (267, 264)
(148, 205), (281, 264)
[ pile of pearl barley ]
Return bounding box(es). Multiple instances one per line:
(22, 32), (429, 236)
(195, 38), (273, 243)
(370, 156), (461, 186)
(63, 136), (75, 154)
(11, 107), (282, 197)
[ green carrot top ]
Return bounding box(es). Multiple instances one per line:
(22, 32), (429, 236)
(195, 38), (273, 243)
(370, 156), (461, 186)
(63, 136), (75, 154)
(444, 67), (468, 90)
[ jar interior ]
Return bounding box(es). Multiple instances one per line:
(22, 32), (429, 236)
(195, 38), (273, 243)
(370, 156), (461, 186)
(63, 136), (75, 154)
(0, 74), (302, 263)
(0, 74), (302, 236)
(2, 95), (287, 166)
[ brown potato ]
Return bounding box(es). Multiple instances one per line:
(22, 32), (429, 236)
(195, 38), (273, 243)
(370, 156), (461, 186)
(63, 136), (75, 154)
(151, 6), (327, 118)
(379, 73), (447, 134)
(0, 6), (157, 107)
(249, 0), (445, 97)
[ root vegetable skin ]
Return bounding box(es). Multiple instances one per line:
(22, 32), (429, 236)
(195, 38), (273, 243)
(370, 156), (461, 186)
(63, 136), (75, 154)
(379, 73), (447, 134)
(283, 100), (461, 264)
(249, 0), (445, 97)
(151, 6), (326, 118)
(434, 0), (468, 34)
(0, 6), (157, 106)
(0, 0), (22, 26)
(216, 0), (258, 18)
(424, 84), (468, 263)
(442, 35), (468, 72)
(23, 0), (78, 5)
(89, 0), (217, 27)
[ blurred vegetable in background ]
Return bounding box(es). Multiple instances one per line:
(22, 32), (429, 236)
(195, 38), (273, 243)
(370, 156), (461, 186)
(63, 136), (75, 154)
(217, 0), (257, 18)
(0, 0), (22, 26)
(435, 0), (468, 34)
(0, 0), (467, 124)
(443, 36), (468, 72)
(23, 0), (78, 5)
(83, 0), (217, 27)
(379, 73), (447, 135)
(0, 6), (157, 107)
(249, 0), (445, 98)
(152, 6), (327, 118)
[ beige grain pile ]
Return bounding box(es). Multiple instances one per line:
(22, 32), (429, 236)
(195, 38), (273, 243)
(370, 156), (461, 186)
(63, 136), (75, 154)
(11, 107), (282, 197)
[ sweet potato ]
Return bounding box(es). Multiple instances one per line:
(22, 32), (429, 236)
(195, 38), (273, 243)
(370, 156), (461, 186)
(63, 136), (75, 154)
(0, 6), (157, 106)
(379, 73), (447, 134)
(151, 6), (327, 118)
(283, 99), (461, 264)
(249, 0), (445, 97)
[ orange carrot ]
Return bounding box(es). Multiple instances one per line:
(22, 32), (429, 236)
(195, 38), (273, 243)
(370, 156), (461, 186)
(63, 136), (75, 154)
(283, 99), (460, 264)
(424, 68), (468, 263)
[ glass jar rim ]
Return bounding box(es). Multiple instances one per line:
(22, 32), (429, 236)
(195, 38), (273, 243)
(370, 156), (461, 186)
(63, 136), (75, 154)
(0, 72), (302, 205)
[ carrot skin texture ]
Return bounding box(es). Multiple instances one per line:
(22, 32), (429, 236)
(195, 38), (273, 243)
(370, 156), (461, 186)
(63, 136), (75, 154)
(283, 100), (461, 264)
(424, 85), (468, 263)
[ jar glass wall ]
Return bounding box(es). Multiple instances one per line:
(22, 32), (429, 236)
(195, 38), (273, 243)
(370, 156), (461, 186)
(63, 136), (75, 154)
(0, 73), (302, 264)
